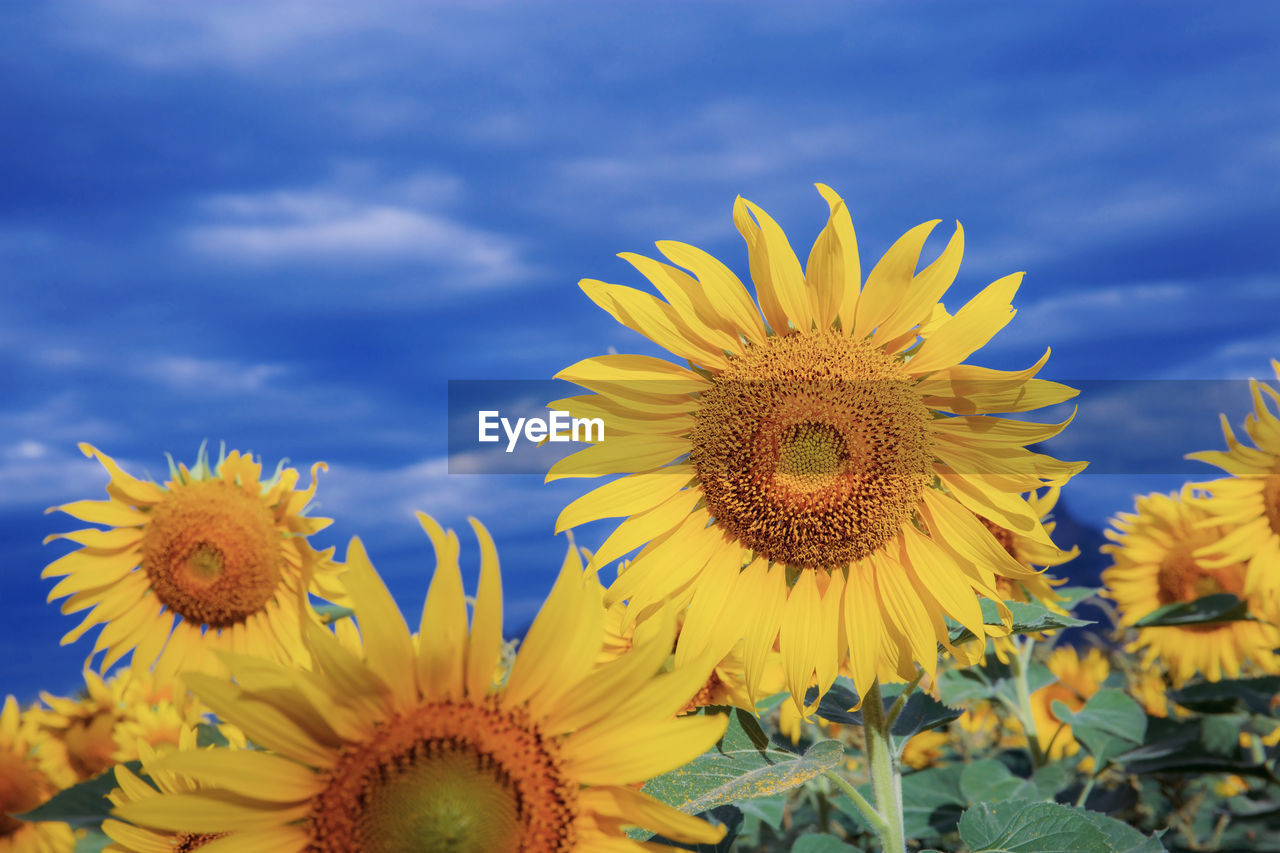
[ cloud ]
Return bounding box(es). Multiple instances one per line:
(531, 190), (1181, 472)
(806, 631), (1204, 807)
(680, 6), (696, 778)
(137, 357), (288, 394)
(183, 189), (528, 287)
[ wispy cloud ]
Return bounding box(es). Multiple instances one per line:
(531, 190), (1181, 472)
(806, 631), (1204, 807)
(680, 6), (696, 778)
(183, 189), (528, 286)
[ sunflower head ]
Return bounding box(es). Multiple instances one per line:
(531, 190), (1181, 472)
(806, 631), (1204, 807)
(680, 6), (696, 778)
(106, 515), (730, 852)
(552, 185), (1084, 711)
(0, 696), (77, 852)
(43, 443), (345, 678)
(1029, 646), (1109, 760)
(1103, 490), (1280, 685)
(1186, 361), (1280, 616)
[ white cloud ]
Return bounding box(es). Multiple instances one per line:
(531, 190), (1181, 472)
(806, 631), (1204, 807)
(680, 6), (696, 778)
(138, 357), (287, 394)
(183, 189), (528, 287)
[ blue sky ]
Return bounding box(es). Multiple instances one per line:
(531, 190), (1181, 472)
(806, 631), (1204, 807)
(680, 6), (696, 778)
(3, 1), (1279, 700)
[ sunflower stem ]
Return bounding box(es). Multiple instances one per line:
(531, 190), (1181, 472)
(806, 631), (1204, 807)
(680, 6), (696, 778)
(863, 679), (907, 853)
(883, 667), (925, 731)
(824, 769), (888, 837)
(1010, 636), (1047, 768)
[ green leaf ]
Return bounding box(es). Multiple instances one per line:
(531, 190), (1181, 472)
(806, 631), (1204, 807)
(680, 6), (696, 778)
(792, 835), (861, 852)
(313, 602), (356, 623)
(958, 800), (1110, 852)
(808, 683), (960, 739)
(74, 832), (113, 853)
(947, 599), (1092, 646)
(640, 714), (845, 818)
(1050, 689), (1146, 767)
(1054, 587), (1099, 610)
(17, 763), (139, 828)
(1133, 592), (1254, 628)
(1201, 713), (1248, 756)
(1075, 811), (1167, 852)
(1168, 676), (1280, 715)
(900, 765), (968, 839)
(195, 722), (231, 748)
(937, 659), (1056, 713)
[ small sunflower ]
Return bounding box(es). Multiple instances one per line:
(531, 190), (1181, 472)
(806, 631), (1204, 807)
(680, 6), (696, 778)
(44, 443), (345, 679)
(1102, 491), (1280, 685)
(0, 697), (76, 853)
(38, 669), (203, 781)
(1029, 646), (1109, 760)
(1187, 361), (1280, 616)
(107, 515), (730, 851)
(551, 185), (1083, 711)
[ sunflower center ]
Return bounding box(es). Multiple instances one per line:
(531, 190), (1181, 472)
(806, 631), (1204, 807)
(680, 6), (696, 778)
(308, 701), (576, 853)
(0, 752), (52, 837)
(62, 710), (119, 779)
(1156, 545), (1241, 606)
(1263, 474), (1280, 538)
(690, 331), (933, 568)
(140, 479), (282, 628)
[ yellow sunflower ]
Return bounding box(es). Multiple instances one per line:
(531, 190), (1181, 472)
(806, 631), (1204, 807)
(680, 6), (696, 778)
(1102, 491), (1280, 685)
(1028, 646), (1109, 760)
(550, 185), (1083, 712)
(979, 486), (1078, 662)
(1187, 361), (1280, 617)
(43, 443), (345, 680)
(38, 669), (204, 781)
(107, 515), (730, 851)
(0, 697), (76, 853)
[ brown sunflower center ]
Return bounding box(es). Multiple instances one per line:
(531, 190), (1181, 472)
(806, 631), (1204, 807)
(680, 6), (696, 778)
(0, 751), (53, 837)
(62, 710), (120, 780)
(1156, 545), (1241, 606)
(140, 479), (282, 628)
(174, 833), (227, 851)
(1263, 474), (1280, 538)
(680, 670), (726, 715)
(307, 701), (576, 852)
(689, 331), (933, 568)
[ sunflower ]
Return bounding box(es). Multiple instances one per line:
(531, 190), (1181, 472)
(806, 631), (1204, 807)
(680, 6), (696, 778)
(1187, 361), (1280, 617)
(980, 486), (1078, 662)
(43, 443), (345, 680)
(550, 185), (1083, 712)
(1102, 491), (1280, 685)
(107, 515), (730, 851)
(38, 669), (204, 781)
(0, 697), (76, 853)
(1028, 646), (1109, 760)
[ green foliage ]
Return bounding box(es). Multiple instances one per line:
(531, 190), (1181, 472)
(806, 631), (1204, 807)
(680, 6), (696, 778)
(17, 763), (138, 827)
(1168, 675), (1280, 715)
(808, 680), (961, 739)
(1133, 592), (1255, 628)
(946, 599), (1093, 646)
(73, 832), (113, 853)
(959, 758), (1070, 805)
(640, 712), (845, 819)
(936, 657), (1055, 710)
(958, 799), (1164, 852)
(1051, 688), (1147, 767)
(791, 833), (861, 852)
(313, 602), (356, 623)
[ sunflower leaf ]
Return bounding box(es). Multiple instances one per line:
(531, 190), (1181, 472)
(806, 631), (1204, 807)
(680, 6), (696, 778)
(639, 713), (845, 825)
(16, 762), (140, 827)
(791, 835), (861, 852)
(1050, 689), (1146, 768)
(946, 599), (1092, 646)
(1133, 592), (1255, 627)
(1167, 676), (1280, 715)
(805, 684), (961, 739)
(313, 602), (357, 624)
(957, 800), (1111, 852)
(831, 764), (967, 841)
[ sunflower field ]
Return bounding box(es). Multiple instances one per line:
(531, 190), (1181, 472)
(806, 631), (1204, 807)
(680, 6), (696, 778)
(5, 186), (1280, 853)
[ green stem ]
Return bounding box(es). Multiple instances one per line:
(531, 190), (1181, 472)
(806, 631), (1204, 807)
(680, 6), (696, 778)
(825, 770), (888, 837)
(863, 679), (907, 853)
(883, 667), (925, 732)
(1074, 774), (1096, 808)
(1009, 636), (1047, 768)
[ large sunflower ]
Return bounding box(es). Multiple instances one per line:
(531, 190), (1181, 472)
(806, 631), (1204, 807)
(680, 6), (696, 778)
(107, 515), (729, 851)
(550, 185), (1083, 710)
(1187, 361), (1280, 617)
(43, 443), (344, 680)
(0, 697), (76, 853)
(1102, 491), (1280, 685)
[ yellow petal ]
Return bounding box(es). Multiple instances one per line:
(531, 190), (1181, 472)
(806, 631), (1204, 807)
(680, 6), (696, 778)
(853, 220), (939, 339)
(731, 197), (790, 333)
(556, 470), (692, 532)
(870, 222), (963, 347)
(148, 749), (321, 802)
(587, 487), (702, 571)
(340, 537), (416, 712)
(736, 197), (812, 331)
(415, 513), (466, 701)
(546, 435), (691, 481)
(465, 518), (504, 701)
(580, 278), (728, 369)
(907, 272), (1022, 375)
(556, 354), (710, 395)
(563, 715), (728, 786)
(581, 786), (726, 845)
(813, 183), (860, 330)
(656, 239), (766, 344)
